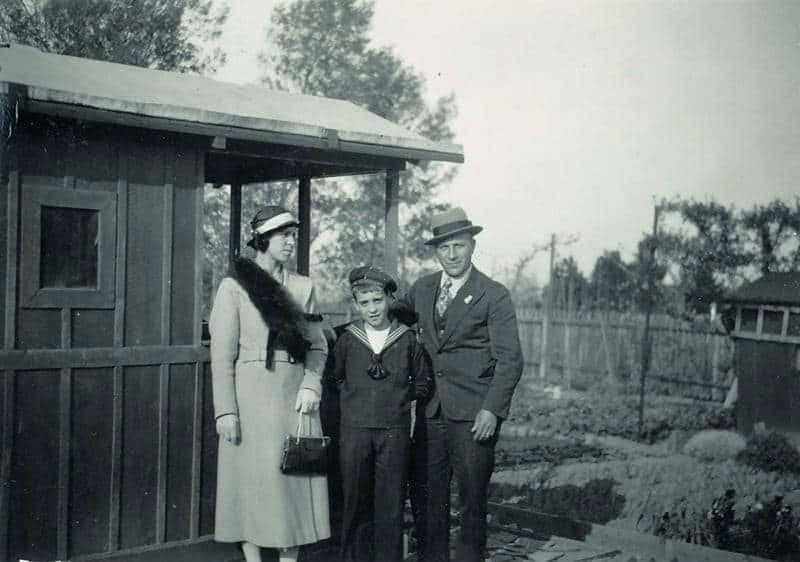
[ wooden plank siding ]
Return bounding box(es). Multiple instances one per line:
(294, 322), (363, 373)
(5, 115), (216, 561)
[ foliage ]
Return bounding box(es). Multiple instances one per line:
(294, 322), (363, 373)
(547, 257), (590, 310)
(509, 385), (734, 441)
(491, 478), (626, 525)
(656, 197), (800, 314)
(655, 490), (800, 561)
(0, 0), (228, 73)
(258, 0), (458, 292)
(737, 432), (800, 475)
(588, 251), (640, 311)
(683, 430), (747, 462)
(495, 434), (605, 469)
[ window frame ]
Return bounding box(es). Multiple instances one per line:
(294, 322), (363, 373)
(21, 184), (117, 309)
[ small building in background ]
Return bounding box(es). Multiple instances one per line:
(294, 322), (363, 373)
(724, 272), (800, 437)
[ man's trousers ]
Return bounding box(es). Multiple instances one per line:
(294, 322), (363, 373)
(410, 413), (499, 562)
(339, 426), (410, 562)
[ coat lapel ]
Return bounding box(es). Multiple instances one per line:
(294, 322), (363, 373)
(438, 268), (487, 350)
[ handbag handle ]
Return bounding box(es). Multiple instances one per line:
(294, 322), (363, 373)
(294, 412), (310, 443)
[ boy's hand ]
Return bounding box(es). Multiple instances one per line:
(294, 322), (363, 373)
(295, 388), (320, 414)
(216, 414), (240, 445)
(471, 409), (497, 442)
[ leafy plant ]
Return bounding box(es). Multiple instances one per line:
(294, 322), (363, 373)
(655, 489), (800, 561)
(737, 433), (800, 475)
(683, 430), (746, 462)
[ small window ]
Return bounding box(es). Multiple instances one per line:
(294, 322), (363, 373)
(40, 206), (99, 289)
(740, 308), (758, 332)
(21, 185), (116, 308)
(788, 313), (800, 337)
(762, 309), (784, 335)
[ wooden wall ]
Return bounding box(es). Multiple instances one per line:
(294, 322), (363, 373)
(735, 339), (800, 434)
(1, 114), (220, 561)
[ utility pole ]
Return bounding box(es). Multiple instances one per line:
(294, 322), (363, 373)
(638, 203), (660, 436)
(539, 233), (556, 380)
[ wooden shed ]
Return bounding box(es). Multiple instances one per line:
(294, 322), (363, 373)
(0, 43), (463, 562)
(724, 272), (800, 436)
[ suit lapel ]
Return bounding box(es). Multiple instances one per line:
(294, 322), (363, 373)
(439, 268), (487, 350)
(418, 272), (442, 348)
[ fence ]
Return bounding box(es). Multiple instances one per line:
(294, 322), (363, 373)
(517, 309), (734, 401)
(318, 305), (734, 401)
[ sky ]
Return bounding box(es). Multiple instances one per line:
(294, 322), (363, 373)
(215, 1), (800, 283)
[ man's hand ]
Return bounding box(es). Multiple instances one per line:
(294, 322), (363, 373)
(410, 400), (417, 438)
(295, 388), (320, 414)
(216, 414), (240, 445)
(471, 409), (497, 442)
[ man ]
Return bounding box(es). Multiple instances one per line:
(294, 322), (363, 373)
(407, 207), (524, 562)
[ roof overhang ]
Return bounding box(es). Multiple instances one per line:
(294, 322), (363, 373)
(0, 44), (464, 166)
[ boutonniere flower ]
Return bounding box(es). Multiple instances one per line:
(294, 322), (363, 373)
(464, 295), (473, 304)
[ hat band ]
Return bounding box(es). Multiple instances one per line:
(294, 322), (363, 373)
(432, 219), (473, 237)
(254, 212), (297, 235)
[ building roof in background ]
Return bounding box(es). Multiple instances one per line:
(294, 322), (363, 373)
(726, 272), (800, 306)
(0, 43), (463, 163)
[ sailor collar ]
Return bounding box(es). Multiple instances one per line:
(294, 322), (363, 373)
(345, 321), (410, 355)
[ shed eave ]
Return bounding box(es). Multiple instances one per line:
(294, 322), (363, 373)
(2, 81), (465, 164)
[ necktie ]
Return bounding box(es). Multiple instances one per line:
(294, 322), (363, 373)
(437, 277), (454, 317)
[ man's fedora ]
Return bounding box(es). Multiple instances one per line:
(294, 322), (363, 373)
(424, 207), (483, 246)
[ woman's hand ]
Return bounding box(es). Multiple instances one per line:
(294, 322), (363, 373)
(295, 388), (320, 414)
(216, 414), (240, 444)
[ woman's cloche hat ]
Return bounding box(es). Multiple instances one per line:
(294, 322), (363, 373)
(246, 205), (300, 248)
(424, 206), (483, 246)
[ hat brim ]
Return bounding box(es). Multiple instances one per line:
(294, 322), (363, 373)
(424, 225), (483, 246)
(246, 219), (300, 248)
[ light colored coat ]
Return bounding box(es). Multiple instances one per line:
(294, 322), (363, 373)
(209, 268), (330, 548)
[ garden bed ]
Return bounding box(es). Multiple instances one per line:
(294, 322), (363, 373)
(494, 383), (800, 560)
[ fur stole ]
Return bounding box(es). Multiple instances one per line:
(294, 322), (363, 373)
(229, 258), (321, 368)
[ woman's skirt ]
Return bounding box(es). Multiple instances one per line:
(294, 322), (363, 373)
(214, 357), (330, 547)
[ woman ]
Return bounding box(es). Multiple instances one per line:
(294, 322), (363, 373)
(209, 206), (330, 562)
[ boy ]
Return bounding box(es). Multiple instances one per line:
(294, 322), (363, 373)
(332, 265), (433, 562)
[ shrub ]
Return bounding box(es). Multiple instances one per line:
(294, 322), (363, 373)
(683, 430), (747, 462)
(737, 433), (800, 475)
(655, 489), (800, 561)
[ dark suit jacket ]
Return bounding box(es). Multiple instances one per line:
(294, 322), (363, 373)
(406, 267), (524, 421)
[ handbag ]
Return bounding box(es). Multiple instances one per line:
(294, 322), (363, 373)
(280, 412), (331, 475)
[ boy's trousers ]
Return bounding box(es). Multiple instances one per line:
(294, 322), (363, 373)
(339, 425), (410, 562)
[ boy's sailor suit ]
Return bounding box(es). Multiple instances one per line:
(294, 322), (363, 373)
(332, 319), (433, 562)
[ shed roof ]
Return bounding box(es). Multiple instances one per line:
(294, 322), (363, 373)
(0, 43), (463, 163)
(725, 272), (800, 306)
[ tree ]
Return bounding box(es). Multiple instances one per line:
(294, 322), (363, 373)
(589, 251), (639, 311)
(741, 199), (800, 275)
(260, 0), (459, 296)
(0, 0), (228, 73)
(544, 257), (589, 311)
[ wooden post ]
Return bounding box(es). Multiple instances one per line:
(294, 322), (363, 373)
(384, 169), (400, 279)
(0, 134), (19, 562)
(539, 234), (556, 380)
(563, 322), (572, 390)
(600, 315), (615, 384)
(711, 335), (721, 401)
(297, 175), (311, 276)
(229, 181), (242, 264)
(638, 205), (660, 436)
